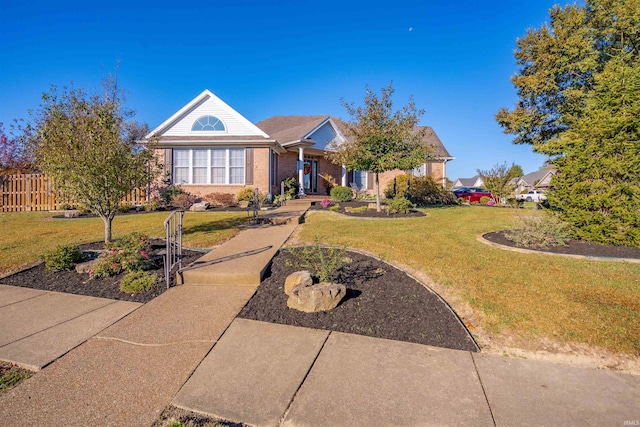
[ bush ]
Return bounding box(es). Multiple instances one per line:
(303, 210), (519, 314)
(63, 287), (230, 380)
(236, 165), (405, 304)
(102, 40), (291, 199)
(285, 242), (347, 282)
(144, 198), (160, 212)
(348, 206), (369, 213)
(91, 233), (154, 278)
(505, 197), (524, 208)
(321, 198), (332, 208)
(479, 196), (491, 205)
(384, 174), (457, 206)
(170, 193), (197, 210)
(237, 187), (255, 202)
(120, 270), (157, 293)
(329, 204), (341, 211)
(504, 214), (571, 248)
(387, 197), (414, 214)
(160, 186), (185, 206)
(331, 186), (353, 202)
(203, 192), (236, 208)
(282, 177), (298, 199)
(44, 244), (83, 272)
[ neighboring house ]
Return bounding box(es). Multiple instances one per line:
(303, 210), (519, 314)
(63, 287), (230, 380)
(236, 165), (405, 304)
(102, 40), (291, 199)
(516, 168), (557, 193)
(146, 89), (454, 198)
(452, 176), (484, 189)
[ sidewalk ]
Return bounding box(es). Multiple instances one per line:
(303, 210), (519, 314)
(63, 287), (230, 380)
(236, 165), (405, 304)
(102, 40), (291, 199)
(1, 200), (639, 426)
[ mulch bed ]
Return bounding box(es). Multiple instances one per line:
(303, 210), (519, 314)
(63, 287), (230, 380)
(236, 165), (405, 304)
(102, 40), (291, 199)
(309, 200), (425, 218)
(483, 231), (640, 259)
(238, 249), (478, 352)
(0, 240), (205, 304)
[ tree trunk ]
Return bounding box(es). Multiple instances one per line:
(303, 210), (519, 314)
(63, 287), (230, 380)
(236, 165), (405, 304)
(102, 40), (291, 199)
(100, 214), (113, 242)
(375, 173), (381, 212)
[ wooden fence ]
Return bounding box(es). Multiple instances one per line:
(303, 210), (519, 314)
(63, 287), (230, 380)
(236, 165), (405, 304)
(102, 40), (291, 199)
(0, 174), (148, 212)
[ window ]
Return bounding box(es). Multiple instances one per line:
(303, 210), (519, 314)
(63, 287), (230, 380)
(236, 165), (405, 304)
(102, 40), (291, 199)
(174, 150), (190, 184)
(191, 116), (226, 131)
(173, 148), (244, 185)
(354, 170), (367, 190)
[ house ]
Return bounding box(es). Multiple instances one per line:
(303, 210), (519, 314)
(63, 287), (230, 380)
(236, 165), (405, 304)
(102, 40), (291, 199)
(452, 176), (484, 189)
(516, 168), (557, 193)
(146, 89), (454, 198)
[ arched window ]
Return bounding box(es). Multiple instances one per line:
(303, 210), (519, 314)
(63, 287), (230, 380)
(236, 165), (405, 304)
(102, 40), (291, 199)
(191, 115), (226, 131)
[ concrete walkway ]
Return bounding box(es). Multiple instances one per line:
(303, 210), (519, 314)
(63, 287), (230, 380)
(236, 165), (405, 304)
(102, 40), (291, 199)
(1, 200), (640, 426)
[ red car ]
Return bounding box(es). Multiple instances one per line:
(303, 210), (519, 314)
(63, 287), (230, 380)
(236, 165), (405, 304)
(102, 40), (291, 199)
(452, 187), (494, 203)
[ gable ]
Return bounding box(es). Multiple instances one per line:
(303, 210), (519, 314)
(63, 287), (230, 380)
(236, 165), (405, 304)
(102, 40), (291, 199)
(148, 90), (269, 139)
(304, 119), (344, 151)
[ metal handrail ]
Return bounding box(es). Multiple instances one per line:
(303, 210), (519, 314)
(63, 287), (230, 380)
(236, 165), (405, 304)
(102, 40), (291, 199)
(163, 210), (184, 289)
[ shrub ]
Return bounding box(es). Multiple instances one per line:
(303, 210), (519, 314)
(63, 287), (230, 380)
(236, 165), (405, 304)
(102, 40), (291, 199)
(44, 244), (83, 272)
(504, 214), (571, 248)
(118, 202), (133, 213)
(321, 198), (332, 208)
(285, 242), (347, 282)
(91, 233), (154, 278)
(119, 270), (157, 293)
(348, 206), (369, 213)
(479, 196), (491, 205)
(160, 186), (185, 206)
(329, 204), (341, 212)
(170, 193), (197, 210)
(387, 197), (414, 214)
(506, 197), (524, 208)
(237, 187), (255, 202)
(385, 174), (456, 206)
(144, 198), (160, 212)
(384, 174), (412, 199)
(203, 192), (236, 208)
(282, 176), (298, 199)
(331, 186), (353, 202)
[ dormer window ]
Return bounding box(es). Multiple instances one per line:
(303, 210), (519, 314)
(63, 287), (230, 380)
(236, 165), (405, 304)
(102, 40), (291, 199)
(191, 115), (226, 131)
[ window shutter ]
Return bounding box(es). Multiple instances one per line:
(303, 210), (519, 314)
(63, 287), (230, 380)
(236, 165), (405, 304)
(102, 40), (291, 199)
(245, 148), (253, 185)
(367, 172), (374, 190)
(164, 149), (173, 183)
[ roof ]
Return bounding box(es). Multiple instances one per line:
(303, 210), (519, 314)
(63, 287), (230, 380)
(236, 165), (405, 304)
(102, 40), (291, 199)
(519, 169), (557, 186)
(413, 126), (453, 159)
(256, 116), (333, 145)
(257, 116), (452, 159)
(454, 176), (484, 187)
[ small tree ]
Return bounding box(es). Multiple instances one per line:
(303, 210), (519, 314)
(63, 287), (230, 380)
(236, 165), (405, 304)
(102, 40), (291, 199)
(0, 121), (34, 174)
(477, 162), (520, 204)
(27, 75), (158, 242)
(328, 83), (431, 212)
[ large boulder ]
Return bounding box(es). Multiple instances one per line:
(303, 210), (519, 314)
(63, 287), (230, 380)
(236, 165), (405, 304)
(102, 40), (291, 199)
(190, 202), (209, 212)
(284, 270), (313, 295)
(287, 282), (346, 313)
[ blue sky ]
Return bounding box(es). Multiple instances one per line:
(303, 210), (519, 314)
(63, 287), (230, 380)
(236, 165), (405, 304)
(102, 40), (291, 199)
(1, 0), (560, 180)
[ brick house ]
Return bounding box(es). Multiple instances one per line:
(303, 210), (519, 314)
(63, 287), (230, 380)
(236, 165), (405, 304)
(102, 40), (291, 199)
(146, 89), (454, 198)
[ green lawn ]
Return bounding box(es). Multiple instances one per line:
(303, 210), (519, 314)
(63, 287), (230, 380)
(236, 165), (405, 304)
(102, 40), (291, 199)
(297, 207), (640, 356)
(0, 211), (248, 274)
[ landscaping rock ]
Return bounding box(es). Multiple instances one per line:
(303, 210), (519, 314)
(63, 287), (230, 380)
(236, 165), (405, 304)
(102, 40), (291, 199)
(75, 258), (101, 274)
(64, 210), (80, 218)
(190, 202), (209, 212)
(284, 270), (313, 296)
(287, 282), (346, 313)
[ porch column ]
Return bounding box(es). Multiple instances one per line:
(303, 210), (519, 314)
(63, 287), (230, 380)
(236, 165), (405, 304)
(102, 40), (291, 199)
(298, 147), (305, 197)
(341, 165), (347, 186)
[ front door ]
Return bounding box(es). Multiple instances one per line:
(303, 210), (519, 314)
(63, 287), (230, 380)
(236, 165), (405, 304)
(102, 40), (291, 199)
(303, 158), (318, 193)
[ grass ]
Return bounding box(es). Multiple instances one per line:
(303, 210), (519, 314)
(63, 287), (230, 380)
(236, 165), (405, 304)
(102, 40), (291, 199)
(0, 362), (33, 395)
(0, 211), (248, 274)
(298, 206), (640, 356)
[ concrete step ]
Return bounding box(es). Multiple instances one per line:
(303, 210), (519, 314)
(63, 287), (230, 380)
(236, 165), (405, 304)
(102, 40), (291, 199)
(178, 204), (309, 286)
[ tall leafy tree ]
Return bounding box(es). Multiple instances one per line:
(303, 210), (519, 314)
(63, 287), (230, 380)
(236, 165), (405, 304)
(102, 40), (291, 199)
(328, 83), (431, 212)
(496, 0), (640, 246)
(27, 75), (158, 242)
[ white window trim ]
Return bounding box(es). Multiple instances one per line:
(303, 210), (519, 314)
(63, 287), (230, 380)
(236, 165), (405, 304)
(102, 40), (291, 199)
(174, 148), (245, 185)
